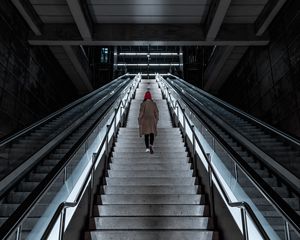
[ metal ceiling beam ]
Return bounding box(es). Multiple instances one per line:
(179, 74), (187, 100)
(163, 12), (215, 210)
(63, 46), (93, 93)
(205, 0), (232, 40)
(11, 0), (43, 35)
(255, 0), (287, 36)
(66, 0), (93, 40)
(204, 46), (234, 90)
(28, 23), (269, 46)
(204, 46), (248, 93)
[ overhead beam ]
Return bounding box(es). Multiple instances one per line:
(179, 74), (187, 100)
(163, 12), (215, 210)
(205, 0), (232, 40)
(204, 46), (234, 91)
(63, 46), (93, 92)
(255, 0), (287, 36)
(204, 46), (248, 93)
(66, 0), (93, 40)
(11, 0), (43, 35)
(29, 23), (269, 46)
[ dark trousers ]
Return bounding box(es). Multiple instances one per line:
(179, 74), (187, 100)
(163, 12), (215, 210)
(145, 133), (154, 148)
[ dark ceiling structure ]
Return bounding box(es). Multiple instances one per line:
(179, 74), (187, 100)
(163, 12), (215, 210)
(11, 0), (287, 93)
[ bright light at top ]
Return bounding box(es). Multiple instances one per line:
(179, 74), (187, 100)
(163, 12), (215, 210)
(119, 53), (179, 56)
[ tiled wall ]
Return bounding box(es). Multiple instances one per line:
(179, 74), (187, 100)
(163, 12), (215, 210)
(218, 0), (300, 137)
(0, 0), (78, 138)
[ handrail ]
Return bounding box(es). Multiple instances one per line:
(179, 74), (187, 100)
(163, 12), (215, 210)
(161, 76), (300, 234)
(165, 76), (300, 194)
(168, 73), (300, 147)
(157, 75), (300, 239)
(0, 73), (130, 147)
(0, 75), (139, 240)
(41, 75), (139, 240)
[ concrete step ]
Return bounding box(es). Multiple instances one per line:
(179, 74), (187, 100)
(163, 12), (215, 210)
(89, 216), (212, 230)
(119, 128), (180, 132)
(87, 230), (218, 240)
(114, 142), (185, 148)
(111, 155), (188, 160)
(110, 163), (191, 171)
(110, 159), (188, 165)
(106, 177), (196, 186)
(93, 205), (208, 216)
(107, 170), (192, 178)
(102, 185), (199, 195)
(113, 147), (186, 153)
(112, 152), (188, 158)
(97, 194), (204, 205)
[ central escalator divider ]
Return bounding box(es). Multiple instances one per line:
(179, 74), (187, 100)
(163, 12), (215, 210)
(87, 79), (219, 239)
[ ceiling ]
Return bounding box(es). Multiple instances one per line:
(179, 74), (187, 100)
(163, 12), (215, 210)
(11, 0), (287, 94)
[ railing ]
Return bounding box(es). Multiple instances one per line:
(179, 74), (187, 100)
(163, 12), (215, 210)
(40, 75), (140, 240)
(157, 75), (271, 240)
(169, 74), (300, 155)
(0, 74), (140, 240)
(158, 74), (300, 239)
(0, 74), (129, 147)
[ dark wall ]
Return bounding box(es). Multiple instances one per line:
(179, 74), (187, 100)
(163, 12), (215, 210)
(0, 0), (78, 138)
(218, 0), (300, 137)
(183, 46), (213, 88)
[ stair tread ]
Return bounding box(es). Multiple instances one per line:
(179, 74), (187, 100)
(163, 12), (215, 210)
(90, 216), (212, 230)
(87, 230), (218, 240)
(94, 205), (208, 216)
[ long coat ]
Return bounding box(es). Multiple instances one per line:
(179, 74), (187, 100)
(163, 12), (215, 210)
(138, 99), (159, 136)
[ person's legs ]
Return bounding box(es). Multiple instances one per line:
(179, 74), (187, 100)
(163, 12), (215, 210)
(149, 133), (154, 146)
(149, 133), (154, 154)
(144, 134), (150, 152)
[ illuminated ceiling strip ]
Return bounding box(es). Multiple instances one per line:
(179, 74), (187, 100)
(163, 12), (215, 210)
(117, 53), (180, 56)
(115, 63), (182, 66)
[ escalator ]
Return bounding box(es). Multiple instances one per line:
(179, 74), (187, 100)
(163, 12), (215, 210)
(160, 74), (300, 239)
(1, 72), (299, 239)
(0, 74), (139, 239)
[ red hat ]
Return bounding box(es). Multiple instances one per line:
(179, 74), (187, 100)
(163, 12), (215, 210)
(144, 91), (152, 100)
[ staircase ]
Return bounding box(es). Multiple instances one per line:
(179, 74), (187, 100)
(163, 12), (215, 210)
(86, 79), (218, 239)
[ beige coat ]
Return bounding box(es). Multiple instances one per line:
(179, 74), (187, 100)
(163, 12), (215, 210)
(138, 100), (159, 136)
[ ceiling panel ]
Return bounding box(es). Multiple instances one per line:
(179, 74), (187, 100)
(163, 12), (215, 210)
(30, 0), (73, 23)
(88, 0), (210, 4)
(225, 1), (266, 23)
(30, 0), (67, 4)
(89, 4), (208, 23)
(41, 16), (74, 23)
(94, 16), (203, 24)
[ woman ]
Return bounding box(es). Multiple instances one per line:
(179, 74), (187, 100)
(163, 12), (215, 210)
(138, 91), (159, 154)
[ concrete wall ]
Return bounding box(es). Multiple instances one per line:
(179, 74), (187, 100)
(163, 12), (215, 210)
(0, 0), (78, 138)
(218, 0), (300, 137)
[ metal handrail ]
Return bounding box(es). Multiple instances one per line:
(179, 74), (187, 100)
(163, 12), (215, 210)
(168, 77), (300, 194)
(0, 75), (139, 240)
(40, 75), (139, 240)
(157, 75), (299, 239)
(168, 73), (300, 147)
(160, 76), (300, 235)
(0, 74), (130, 147)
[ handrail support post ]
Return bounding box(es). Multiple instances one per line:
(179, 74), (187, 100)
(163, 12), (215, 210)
(88, 153), (97, 218)
(59, 208), (66, 240)
(207, 153), (215, 222)
(15, 224), (22, 240)
(241, 208), (249, 240)
(182, 109), (186, 143)
(284, 221), (291, 240)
